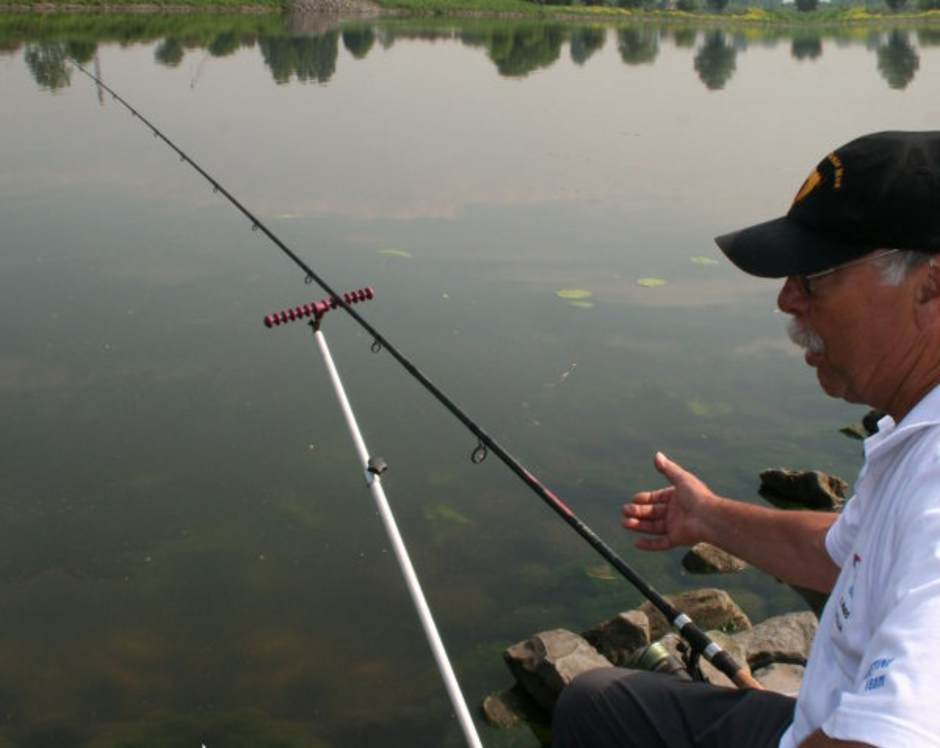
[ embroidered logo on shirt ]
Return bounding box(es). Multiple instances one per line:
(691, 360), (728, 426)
(862, 658), (893, 691)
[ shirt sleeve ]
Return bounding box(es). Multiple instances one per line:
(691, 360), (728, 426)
(825, 493), (861, 568)
(821, 476), (940, 746)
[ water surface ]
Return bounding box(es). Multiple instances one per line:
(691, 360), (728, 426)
(2, 13), (939, 746)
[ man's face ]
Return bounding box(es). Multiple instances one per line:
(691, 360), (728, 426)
(776, 254), (919, 408)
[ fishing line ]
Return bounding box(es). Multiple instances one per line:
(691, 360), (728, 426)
(71, 61), (760, 690)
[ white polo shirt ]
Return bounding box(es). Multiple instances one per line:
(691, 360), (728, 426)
(780, 384), (940, 747)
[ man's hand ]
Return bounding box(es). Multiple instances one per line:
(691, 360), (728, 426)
(622, 451), (840, 591)
(622, 452), (720, 551)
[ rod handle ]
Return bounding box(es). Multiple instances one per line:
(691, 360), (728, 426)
(732, 668), (764, 690)
(264, 287), (374, 329)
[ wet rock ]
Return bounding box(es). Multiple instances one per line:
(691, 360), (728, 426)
(481, 684), (545, 728)
(759, 468), (848, 511)
(481, 691), (521, 728)
(790, 584), (828, 619)
(701, 630), (752, 688)
(753, 662), (805, 696)
(682, 542), (749, 574)
(504, 629), (612, 711)
(656, 631), (751, 688)
(582, 610), (650, 666)
(641, 588), (752, 641)
(733, 611), (817, 669)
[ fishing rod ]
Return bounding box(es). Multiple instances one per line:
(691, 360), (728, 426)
(271, 289), (483, 747)
(72, 61), (761, 691)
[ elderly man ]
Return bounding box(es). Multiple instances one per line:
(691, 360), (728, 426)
(552, 131), (940, 747)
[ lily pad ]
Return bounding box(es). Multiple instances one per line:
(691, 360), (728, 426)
(688, 398), (732, 417)
(690, 256), (720, 266)
(585, 563), (617, 581)
(636, 278), (667, 288)
(423, 503), (473, 526)
(555, 289), (593, 300)
(378, 249), (413, 259)
(568, 301), (595, 309)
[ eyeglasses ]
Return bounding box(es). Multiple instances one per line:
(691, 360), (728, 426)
(795, 249), (900, 297)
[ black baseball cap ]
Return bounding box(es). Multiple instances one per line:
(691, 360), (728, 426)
(715, 131), (940, 278)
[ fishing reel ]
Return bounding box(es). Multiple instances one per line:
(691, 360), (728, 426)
(632, 641), (702, 682)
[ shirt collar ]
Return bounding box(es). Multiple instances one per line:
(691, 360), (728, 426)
(864, 383), (940, 461)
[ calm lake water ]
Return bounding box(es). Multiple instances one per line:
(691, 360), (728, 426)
(2, 11), (940, 746)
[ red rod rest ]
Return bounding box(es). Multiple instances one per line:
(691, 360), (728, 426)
(264, 287), (374, 329)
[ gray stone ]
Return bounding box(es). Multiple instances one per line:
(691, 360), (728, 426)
(640, 588), (752, 641)
(481, 691), (521, 728)
(733, 611), (818, 669)
(789, 584), (829, 619)
(481, 684), (546, 728)
(753, 662), (805, 697)
(504, 629), (612, 711)
(759, 468), (848, 511)
(682, 542), (749, 574)
(656, 632), (751, 688)
(582, 610), (651, 666)
(700, 630), (752, 688)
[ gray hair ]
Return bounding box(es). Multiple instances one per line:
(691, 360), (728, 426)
(878, 250), (933, 286)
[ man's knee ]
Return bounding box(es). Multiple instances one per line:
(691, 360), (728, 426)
(552, 668), (642, 741)
(556, 667), (633, 714)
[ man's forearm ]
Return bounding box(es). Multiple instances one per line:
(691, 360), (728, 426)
(699, 498), (840, 592)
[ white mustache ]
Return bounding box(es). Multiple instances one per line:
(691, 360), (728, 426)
(787, 318), (825, 354)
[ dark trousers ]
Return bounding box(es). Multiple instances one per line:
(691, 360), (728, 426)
(551, 668), (796, 748)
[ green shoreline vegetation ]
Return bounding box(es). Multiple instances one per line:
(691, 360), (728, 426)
(5, 0), (940, 24)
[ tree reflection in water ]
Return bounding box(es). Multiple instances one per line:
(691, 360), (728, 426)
(617, 27), (659, 65)
(24, 41), (71, 91)
(694, 31), (737, 90)
(877, 30), (919, 89)
(5, 18), (936, 93)
(791, 34), (823, 60)
(569, 27), (606, 66)
(259, 32), (339, 85)
(342, 26), (376, 59)
(486, 25), (566, 77)
(155, 38), (185, 68)
(671, 27), (698, 49)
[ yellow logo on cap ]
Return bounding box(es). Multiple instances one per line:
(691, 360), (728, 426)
(793, 169), (822, 205)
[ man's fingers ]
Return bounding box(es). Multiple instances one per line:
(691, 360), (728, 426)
(631, 487), (673, 506)
(622, 502), (667, 520)
(622, 516), (666, 534)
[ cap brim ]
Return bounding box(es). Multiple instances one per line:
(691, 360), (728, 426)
(715, 216), (875, 278)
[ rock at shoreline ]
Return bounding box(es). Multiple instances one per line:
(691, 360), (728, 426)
(582, 610), (651, 666)
(504, 629), (612, 711)
(641, 587), (752, 641)
(759, 468), (848, 511)
(657, 630), (751, 688)
(733, 611), (818, 669)
(754, 662), (805, 696)
(481, 684), (545, 728)
(682, 542), (749, 574)
(790, 584), (829, 619)
(700, 630), (751, 688)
